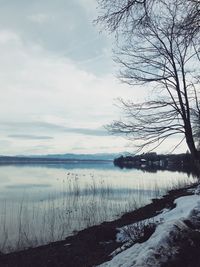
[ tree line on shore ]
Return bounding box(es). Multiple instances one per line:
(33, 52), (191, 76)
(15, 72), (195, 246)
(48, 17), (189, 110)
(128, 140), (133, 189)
(113, 152), (199, 175)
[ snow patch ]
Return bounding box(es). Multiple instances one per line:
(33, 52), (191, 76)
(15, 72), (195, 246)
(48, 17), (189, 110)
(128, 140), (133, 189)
(97, 194), (200, 267)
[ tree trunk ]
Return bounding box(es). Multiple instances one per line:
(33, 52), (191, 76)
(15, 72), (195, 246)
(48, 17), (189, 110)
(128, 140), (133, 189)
(185, 136), (200, 174)
(185, 123), (199, 161)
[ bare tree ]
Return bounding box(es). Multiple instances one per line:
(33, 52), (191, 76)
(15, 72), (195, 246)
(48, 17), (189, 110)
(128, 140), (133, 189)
(96, 0), (200, 160)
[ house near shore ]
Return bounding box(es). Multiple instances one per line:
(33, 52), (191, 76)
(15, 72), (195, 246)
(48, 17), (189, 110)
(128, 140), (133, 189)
(114, 152), (193, 173)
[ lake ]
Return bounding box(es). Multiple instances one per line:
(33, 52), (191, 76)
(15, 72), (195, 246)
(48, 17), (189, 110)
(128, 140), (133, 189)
(0, 161), (197, 253)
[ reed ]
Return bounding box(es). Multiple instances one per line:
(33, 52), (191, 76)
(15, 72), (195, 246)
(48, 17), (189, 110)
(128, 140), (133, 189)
(0, 172), (196, 253)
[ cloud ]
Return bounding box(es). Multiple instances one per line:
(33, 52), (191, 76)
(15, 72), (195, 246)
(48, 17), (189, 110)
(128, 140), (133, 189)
(3, 122), (108, 137)
(0, 30), (20, 44)
(0, 0), (111, 75)
(8, 134), (54, 140)
(0, 28), (185, 155)
(78, 0), (98, 17)
(0, 0), (187, 156)
(27, 13), (54, 24)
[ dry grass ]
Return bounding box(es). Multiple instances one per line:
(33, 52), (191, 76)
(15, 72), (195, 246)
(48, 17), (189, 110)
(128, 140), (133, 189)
(0, 173), (196, 253)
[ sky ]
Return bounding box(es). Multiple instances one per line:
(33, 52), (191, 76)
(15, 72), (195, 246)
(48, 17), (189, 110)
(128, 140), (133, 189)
(0, 0), (187, 155)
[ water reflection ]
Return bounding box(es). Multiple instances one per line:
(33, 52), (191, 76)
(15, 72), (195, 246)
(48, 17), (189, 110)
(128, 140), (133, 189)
(6, 184), (51, 189)
(0, 162), (197, 253)
(0, 161), (114, 170)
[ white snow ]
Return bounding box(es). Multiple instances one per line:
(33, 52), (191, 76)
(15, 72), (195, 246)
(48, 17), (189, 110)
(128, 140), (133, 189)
(97, 194), (200, 267)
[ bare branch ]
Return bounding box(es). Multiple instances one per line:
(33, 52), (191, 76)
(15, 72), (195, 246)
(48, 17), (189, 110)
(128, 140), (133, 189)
(96, 0), (200, 159)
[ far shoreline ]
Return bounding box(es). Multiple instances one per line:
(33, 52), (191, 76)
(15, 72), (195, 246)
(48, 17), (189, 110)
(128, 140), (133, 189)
(0, 156), (113, 165)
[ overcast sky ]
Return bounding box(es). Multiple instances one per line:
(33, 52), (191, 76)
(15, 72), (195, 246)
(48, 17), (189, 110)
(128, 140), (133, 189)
(0, 0), (187, 155)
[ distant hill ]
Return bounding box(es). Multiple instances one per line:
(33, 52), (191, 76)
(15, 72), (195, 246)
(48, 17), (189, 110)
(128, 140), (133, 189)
(22, 153), (126, 161)
(41, 153), (125, 161)
(0, 153), (128, 164)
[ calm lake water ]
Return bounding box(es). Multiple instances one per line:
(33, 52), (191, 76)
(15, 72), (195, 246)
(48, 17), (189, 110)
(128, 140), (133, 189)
(0, 162), (197, 252)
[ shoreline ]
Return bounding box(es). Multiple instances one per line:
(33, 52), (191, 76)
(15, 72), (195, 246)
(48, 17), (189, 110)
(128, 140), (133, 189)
(0, 183), (198, 267)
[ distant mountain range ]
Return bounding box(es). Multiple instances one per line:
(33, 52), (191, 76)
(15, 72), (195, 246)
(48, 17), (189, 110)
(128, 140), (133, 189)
(35, 153), (125, 161)
(0, 153), (129, 163)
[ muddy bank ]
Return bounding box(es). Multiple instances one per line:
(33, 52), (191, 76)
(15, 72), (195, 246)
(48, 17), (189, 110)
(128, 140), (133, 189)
(0, 184), (198, 267)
